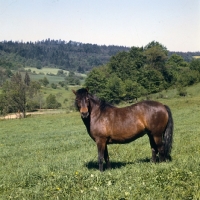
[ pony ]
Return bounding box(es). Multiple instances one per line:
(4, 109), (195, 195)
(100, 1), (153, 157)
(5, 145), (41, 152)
(73, 88), (174, 172)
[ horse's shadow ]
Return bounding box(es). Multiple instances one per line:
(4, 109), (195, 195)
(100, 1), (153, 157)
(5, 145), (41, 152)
(85, 157), (151, 170)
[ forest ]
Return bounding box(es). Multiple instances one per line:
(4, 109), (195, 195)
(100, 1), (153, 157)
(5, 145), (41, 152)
(0, 39), (199, 72)
(84, 41), (200, 103)
(0, 39), (130, 72)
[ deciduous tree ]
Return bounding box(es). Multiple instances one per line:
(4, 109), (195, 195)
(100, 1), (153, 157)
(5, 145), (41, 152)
(46, 94), (61, 109)
(1, 72), (41, 117)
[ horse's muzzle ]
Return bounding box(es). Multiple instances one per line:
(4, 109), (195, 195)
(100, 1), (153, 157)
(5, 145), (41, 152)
(80, 107), (89, 118)
(81, 111), (89, 118)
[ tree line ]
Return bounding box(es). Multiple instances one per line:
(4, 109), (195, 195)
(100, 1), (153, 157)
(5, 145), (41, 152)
(0, 39), (130, 72)
(84, 41), (200, 103)
(0, 39), (199, 73)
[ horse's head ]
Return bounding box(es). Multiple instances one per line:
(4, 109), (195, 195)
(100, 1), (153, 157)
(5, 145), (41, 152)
(73, 88), (90, 118)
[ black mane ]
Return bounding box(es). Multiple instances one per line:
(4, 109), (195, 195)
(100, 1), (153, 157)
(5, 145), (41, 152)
(88, 93), (114, 111)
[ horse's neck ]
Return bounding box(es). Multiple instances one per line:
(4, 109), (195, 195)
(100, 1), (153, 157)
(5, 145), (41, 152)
(82, 100), (100, 133)
(89, 100), (101, 118)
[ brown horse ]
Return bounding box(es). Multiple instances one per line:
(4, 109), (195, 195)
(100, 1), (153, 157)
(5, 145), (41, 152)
(73, 88), (174, 172)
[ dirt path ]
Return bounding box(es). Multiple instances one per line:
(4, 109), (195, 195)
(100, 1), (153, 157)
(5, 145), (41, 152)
(0, 109), (66, 120)
(0, 112), (44, 119)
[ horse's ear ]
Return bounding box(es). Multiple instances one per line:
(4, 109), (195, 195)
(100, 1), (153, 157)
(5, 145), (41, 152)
(72, 89), (76, 95)
(86, 87), (89, 92)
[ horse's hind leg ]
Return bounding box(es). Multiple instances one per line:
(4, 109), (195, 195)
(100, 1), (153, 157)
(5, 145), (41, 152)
(147, 133), (158, 163)
(151, 148), (157, 163)
(158, 144), (165, 162)
(154, 136), (165, 162)
(104, 145), (111, 169)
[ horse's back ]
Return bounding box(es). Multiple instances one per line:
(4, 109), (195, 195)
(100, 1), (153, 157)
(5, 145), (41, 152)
(101, 100), (168, 129)
(134, 100), (169, 134)
(110, 100), (169, 134)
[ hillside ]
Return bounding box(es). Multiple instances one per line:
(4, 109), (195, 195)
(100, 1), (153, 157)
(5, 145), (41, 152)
(0, 40), (199, 73)
(0, 40), (130, 72)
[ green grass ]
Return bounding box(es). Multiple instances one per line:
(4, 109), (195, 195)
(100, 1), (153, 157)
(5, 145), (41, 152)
(1, 85), (200, 199)
(29, 73), (66, 84)
(193, 56), (200, 59)
(24, 67), (87, 78)
(24, 67), (69, 75)
(23, 67), (68, 85)
(39, 85), (80, 111)
(20, 71), (66, 85)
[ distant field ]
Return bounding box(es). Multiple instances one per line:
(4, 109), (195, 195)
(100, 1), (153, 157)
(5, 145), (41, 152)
(39, 86), (80, 110)
(24, 67), (86, 85)
(0, 84), (200, 199)
(193, 56), (200, 59)
(23, 67), (67, 85)
(24, 67), (87, 78)
(28, 73), (66, 84)
(25, 67), (69, 75)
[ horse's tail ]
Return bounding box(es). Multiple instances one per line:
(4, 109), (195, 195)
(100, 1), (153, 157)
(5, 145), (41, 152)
(164, 105), (174, 161)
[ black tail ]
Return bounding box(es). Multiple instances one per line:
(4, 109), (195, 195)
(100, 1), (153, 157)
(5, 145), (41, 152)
(164, 105), (174, 161)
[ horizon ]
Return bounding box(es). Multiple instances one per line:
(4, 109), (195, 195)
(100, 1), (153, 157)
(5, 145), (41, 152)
(1, 39), (199, 53)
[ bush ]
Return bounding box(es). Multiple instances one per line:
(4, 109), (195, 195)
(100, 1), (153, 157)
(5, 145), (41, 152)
(26, 100), (40, 111)
(46, 94), (61, 109)
(177, 87), (187, 97)
(51, 83), (57, 89)
(58, 81), (65, 87)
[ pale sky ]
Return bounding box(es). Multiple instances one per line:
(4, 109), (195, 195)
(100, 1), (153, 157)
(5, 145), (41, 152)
(0, 0), (200, 52)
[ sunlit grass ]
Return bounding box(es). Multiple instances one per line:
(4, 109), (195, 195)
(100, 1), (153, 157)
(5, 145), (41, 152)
(193, 56), (200, 59)
(1, 84), (200, 199)
(24, 67), (69, 75)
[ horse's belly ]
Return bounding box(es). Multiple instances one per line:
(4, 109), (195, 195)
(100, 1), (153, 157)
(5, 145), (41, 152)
(90, 116), (146, 143)
(108, 129), (146, 144)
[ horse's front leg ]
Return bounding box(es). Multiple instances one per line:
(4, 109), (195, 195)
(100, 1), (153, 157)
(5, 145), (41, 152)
(104, 145), (111, 169)
(96, 138), (106, 172)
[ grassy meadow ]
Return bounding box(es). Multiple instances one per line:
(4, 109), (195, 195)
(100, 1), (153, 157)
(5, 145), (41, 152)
(1, 84), (200, 199)
(24, 67), (86, 84)
(24, 67), (67, 85)
(24, 67), (69, 75)
(193, 56), (200, 59)
(39, 86), (79, 111)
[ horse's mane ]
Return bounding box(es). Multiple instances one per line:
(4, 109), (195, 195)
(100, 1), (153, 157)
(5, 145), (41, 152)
(88, 93), (115, 111)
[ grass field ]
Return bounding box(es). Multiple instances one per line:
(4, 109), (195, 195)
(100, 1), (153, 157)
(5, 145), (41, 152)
(24, 67), (87, 81)
(193, 56), (200, 59)
(1, 85), (200, 199)
(39, 86), (81, 111)
(22, 68), (66, 85)
(24, 67), (69, 75)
